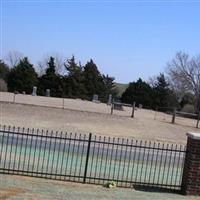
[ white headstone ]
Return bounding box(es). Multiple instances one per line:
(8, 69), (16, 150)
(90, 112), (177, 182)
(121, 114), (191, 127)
(107, 94), (112, 105)
(46, 89), (50, 97)
(32, 86), (37, 96)
(92, 94), (100, 103)
(93, 94), (98, 101)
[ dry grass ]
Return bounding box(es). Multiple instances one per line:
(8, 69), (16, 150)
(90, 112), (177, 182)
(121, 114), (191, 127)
(0, 188), (25, 200)
(0, 92), (199, 144)
(0, 174), (199, 200)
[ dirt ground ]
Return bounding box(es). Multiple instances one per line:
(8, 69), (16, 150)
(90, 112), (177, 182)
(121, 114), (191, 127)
(1, 92), (200, 199)
(0, 174), (199, 200)
(0, 92), (200, 144)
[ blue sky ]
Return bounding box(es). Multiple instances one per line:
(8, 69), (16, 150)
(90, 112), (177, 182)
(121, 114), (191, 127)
(1, 1), (200, 83)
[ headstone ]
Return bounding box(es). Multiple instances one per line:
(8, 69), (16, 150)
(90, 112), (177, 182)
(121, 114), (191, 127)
(22, 91), (26, 95)
(139, 104), (143, 109)
(32, 86), (37, 96)
(93, 94), (98, 101)
(113, 102), (123, 111)
(92, 94), (100, 103)
(46, 89), (50, 97)
(107, 94), (112, 105)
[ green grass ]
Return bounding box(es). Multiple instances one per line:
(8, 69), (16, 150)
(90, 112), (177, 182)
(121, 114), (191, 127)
(114, 83), (129, 97)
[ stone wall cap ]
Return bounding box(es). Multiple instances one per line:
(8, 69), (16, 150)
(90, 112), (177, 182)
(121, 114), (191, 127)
(187, 132), (200, 140)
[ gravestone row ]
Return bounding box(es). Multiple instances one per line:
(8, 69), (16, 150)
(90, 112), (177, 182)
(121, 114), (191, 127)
(31, 86), (50, 97)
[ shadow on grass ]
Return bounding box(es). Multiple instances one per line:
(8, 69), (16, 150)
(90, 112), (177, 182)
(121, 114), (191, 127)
(158, 120), (198, 130)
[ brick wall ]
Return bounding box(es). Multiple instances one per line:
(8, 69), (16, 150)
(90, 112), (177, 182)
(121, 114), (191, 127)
(181, 133), (200, 195)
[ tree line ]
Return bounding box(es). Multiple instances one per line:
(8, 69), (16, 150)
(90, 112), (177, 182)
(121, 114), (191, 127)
(0, 55), (117, 102)
(121, 51), (200, 111)
(1, 51), (199, 112)
(121, 74), (178, 109)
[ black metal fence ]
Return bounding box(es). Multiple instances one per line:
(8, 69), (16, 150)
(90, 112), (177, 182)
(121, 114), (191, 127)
(0, 126), (186, 191)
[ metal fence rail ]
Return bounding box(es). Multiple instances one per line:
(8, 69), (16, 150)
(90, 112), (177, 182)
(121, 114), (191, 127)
(0, 126), (186, 191)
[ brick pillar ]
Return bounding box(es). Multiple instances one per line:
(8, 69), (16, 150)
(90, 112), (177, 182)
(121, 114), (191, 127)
(181, 132), (200, 195)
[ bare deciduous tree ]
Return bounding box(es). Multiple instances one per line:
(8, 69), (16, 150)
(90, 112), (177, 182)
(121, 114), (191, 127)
(167, 52), (200, 106)
(54, 53), (65, 75)
(5, 51), (23, 67)
(37, 53), (65, 76)
(148, 75), (157, 88)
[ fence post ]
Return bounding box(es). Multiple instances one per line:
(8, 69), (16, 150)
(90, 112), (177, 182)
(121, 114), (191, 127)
(13, 93), (16, 103)
(62, 98), (64, 109)
(111, 103), (114, 115)
(83, 133), (92, 183)
(154, 107), (158, 120)
(181, 132), (200, 195)
(171, 107), (176, 124)
(131, 102), (135, 118)
(196, 110), (200, 128)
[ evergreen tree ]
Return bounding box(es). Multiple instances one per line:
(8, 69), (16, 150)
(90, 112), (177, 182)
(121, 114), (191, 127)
(121, 78), (154, 107)
(83, 59), (104, 100)
(64, 56), (86, 98)
(102, 74), (117, 102)
(7, 57), (38, 93)
(0, 60), (10, 81)
(38, 57), (63, 97)
(153, 73), (177, 108)
(82, 59), (117, 102)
